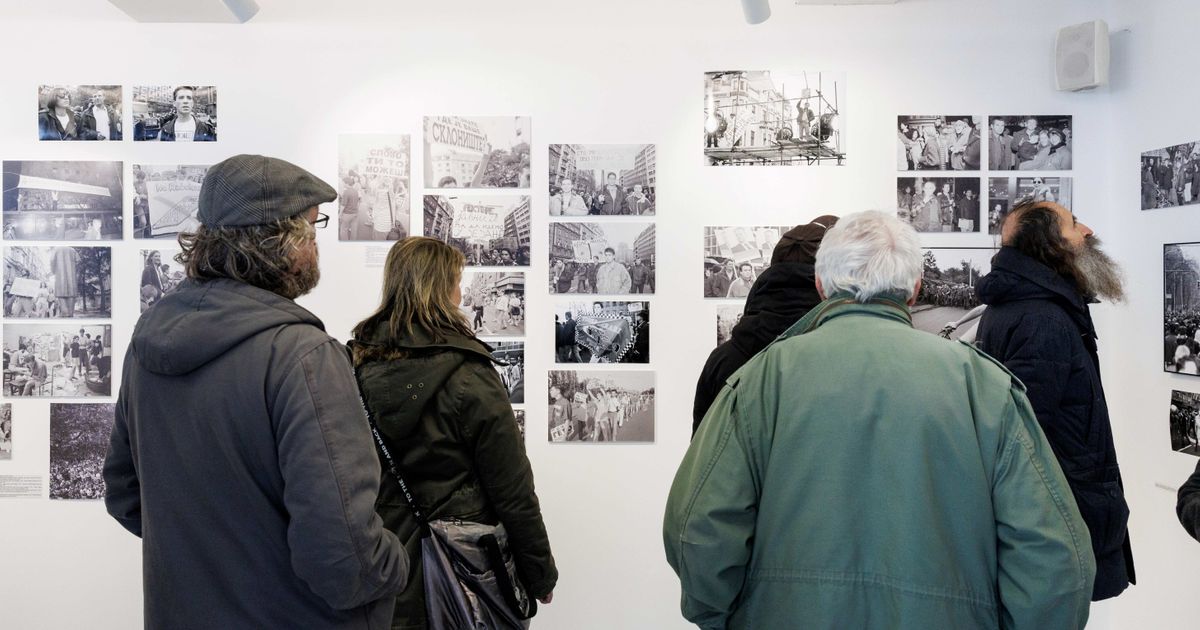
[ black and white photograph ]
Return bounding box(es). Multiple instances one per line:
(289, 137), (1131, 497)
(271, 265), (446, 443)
(716, 305), (744, 346)
(140, 249), (184, 312)
(3, 324), (112, 398)
(131, 164), (209, 238)
(1164, 242), (1200, 375)
(424, 116), (530, 188)
(460, 271), (524, 337)
(132, 85), (217, 141)
(896, 115), (982, 171)
(704, 70), (846, 166)
(987, 115), (1072, 170)
(4, 247), (112, 319)
(1141, 141), (1200, 210)
(547, 370), (655, 443)
(49, 403), (115, 500)
(38, 85), (122, 141)
(514, 409), (525, 447)
(549, 223), (655, 295)
(1170, 390), (1200, 457)
(424, 195), (530, 266)
(987, 176), (1073, 235)
(548, 144), (656, 216)
(338, 135), (410, 240)
(896, 177), (982, 233)
(2, 161), (123, 240)
(489, 341), (524, 404)
(0, 405), (11, 460)
(703, 226), (790, 298)
(554, 301), (649, 364)
(914, 248), (993, 341)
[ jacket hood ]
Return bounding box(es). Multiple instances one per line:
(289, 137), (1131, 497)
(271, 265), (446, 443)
(727, 262), (822, 357)
(977, 246), (1094, 333)
(132, 278), (324, 376)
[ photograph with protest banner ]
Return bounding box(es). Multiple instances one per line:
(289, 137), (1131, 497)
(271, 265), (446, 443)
(424, 195), (530, 266)
(131, 164), (208, 238)
(132, 85), (217, 142)
(553, 301), (649, 364)
(37, 85), (122, 141)
(139, 249), (184, 313)
(50, 403), (115, 499)
(338, 134), (410, 241)
(703, 225), (790, 298)
(1, 161), (123, 241)
(4, 246), (111, 319)
(548, 144), (656, 216)
(3, 324), (113, 398)
(424, 116), (530, 188)
(459, 271), (525, 337)
(548, 222), (655, 295)
(547, 370), (655, 443)
(914, 248), (994, 341)
(489, 341), (525, 404)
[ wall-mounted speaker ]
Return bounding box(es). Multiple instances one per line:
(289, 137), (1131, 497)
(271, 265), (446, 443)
(1056, 19), (1110, 92)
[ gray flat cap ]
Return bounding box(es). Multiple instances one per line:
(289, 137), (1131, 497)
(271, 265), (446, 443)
(198, 154), (337, 228)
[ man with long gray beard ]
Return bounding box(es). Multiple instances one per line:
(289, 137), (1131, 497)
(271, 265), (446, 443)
(976, 199), (1134, 601)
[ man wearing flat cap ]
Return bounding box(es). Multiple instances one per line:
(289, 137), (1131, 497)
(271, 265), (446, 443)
(104, 155), (407, 629)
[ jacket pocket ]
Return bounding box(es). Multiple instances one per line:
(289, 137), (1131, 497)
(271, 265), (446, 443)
(1071, 479), (1129, 557)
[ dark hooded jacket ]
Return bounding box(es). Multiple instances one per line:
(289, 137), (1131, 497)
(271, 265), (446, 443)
(352, 325), (556, 630)
(1180, 461), (1200, 542)
(976, 246), (1134, 601)
(104, 278), (407, 630)
(692, 261), (822, 434)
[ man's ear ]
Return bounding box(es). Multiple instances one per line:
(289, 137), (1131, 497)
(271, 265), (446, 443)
(815, 276), (826, 300)
(908, 278), (922, 306)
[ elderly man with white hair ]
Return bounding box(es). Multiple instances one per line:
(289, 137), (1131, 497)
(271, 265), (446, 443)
(663, 211), (1096, 630)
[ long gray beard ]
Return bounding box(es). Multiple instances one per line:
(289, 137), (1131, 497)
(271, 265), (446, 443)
(1076, 236), (1126, 303)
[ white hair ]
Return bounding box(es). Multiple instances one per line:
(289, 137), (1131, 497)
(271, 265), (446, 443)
(815, 210), (923, 303)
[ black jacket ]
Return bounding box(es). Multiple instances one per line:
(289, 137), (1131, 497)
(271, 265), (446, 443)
(158, 114), (217, 141)
(352, 325), (556, 630)
(692, 261), (822, 434)
(38, 109), (78, 140)
(1180, 461), (1200, 542)
(104, 278), (406, 629)
(79, 105), (122, 140)
(976, 246), (1134, 600)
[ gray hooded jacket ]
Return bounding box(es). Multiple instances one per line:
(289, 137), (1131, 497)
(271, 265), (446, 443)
(104, 278), (407, 629)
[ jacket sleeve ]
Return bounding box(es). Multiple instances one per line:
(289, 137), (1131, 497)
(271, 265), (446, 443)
(273, 339), (407, 610)
(458, 362), (557, 598)
(1178, 461), (1200, 542)
(663, 379), (761, 630)
(994, 315), (1073, 437)
(103, 352), (142, 537)
(993, 386), (1095, 630)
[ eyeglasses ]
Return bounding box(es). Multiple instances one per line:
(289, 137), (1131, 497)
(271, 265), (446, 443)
(311, 212), (329, 229)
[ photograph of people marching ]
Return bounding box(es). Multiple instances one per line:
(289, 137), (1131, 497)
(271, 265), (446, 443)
(914, 248), (993, 341)
(459, 271), (525, 337)
(1170, 390), (1200, 457)
(425, 195), (531, 266)
(548, 370), (655, 443)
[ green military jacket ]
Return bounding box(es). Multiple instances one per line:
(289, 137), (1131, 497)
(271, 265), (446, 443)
(663, 295), (1095, 630)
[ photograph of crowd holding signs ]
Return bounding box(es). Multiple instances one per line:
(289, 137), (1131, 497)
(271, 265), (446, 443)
(424, 116), (530, 189)
(1141, 140), (1200, 210)
(896, 177), (981, 233)
(459, 271), (524, 337)
(548, 222), (655, 295)
(424, 195), (530, 266)
(139, 249), (185, 312)
(338, 135), (410, 241)
(49, 403), (115, 500)
(1170, 390), (1200, 457)
(38, 85), (122, 141)
(1165, 242), (1200, 376)
(553, 301), (649, 364)
(3, 324), (112, 398)
(896, 115), (981, 171)
(132, 85), (217, 142)
(4, 246), (111, 319)
(987, 115), (1072, 171)
(131, 164), (208, 238)
(489, 341), (524, 404)
(547, 370), (655, 443)
(913, 248), (993, 341)
(2, 161), (123, 241)
(987, 176), (1072, 235)
(548, 144), (656, 216)
(703, 226), (790, 298)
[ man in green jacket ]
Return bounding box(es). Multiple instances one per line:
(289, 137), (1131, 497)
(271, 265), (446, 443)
(663, 211), (1095, 630)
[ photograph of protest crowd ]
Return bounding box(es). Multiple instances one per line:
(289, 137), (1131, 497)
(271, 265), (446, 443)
(489, 341), (525, 404)
(4, 247), (111, 319)
(0, 405), (10, 460)
(139, 249), (185, 313)
(131, 164), (208, 238)
(425, 116), (530, 188)
(549, 223), (655, 295)
(132, 85), (217, 142)
(49, 403), (115, 499)
(703, 226), (790, 297)
(914, 248), (994, 341)
(897, 115), (982, 171)
(548, 144), (655, 216)
(2, 161), (123, 241)
(704, 70), (846, 166)
(37, 85), (122, 141)
(987, 115), (1072, 170)
(338, 135), (410, 240)
(1164, 243), (1200, 375)
(1170, 390), (1200, 457)
(987, 176), (1072, 235)
(553, 301), (649, 364)
(514, 409), (526, 447)
(3, 324), (112, 398)
(1141, 141), (1200, 210)
(897, 177), (982, 233)
(424, 195), (530, 266)
(717, 305), (744, 346)
(459, 271), (524, 337)
(547, 370), (655, 443)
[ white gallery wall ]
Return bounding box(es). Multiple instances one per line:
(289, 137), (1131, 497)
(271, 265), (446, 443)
(0, 0), (1194, 628)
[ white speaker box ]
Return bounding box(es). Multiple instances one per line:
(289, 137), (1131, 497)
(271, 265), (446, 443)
(1056, 20), (1110, 92)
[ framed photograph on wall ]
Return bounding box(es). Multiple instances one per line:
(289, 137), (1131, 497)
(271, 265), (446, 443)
(703, 226), (791, 298)
(37, 85), (122, 141)
(987, 115), (1072, 171)
(553, 301), (649, 364)
(548, 222), (655, 295)
(548, 144), (655, 216)
(132, 85), (217, 142)
(424, 195), (530, 266)
(489, 341), (524, 404)
(3, 324), (113, 398)
(139, 249), (184, 313)
(987, 176), (1072, 235)
(1170, 390), (1200, 457)
(1141, 141), (1200, 210)
(1165, 242), (1200, 375)
(717, 304), (744, 346)
(132, 164), (210, 238)
(547, 370), (655, 444)
(3, 246), (112, 319)
(897, 115), (982, 171)
(1, 161), (123, 241)
(338, 135), (410, 241)
(424, 116), (530, 189)
(914, 248), (995, 340)
(459, 271), (524, 337)
(897, 177), (981, 233)
(49, 403), (115, 499)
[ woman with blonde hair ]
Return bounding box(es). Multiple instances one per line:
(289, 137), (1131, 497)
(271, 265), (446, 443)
(350, 237), (556, 629)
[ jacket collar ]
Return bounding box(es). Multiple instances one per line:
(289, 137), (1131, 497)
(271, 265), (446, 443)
(354, 323), (499, 364)
(990, 246), (1089, 313)
(779, 291), (913, 340)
